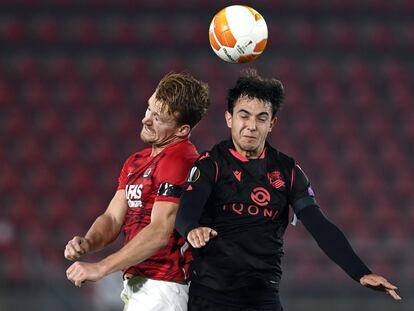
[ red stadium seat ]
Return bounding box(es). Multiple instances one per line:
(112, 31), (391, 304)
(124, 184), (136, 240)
(146, 20), (172, 47)
(84, 57), (112, 82)
(22, 79), (50, 109)
(108, 19), (138, 45)
(30, 165), (58, 195)
(0, 166), (19, 194)
(33, 17), (61, 44)
(117, 58), (150, 82)
(329, 22), (358, 51)
(12, 56), (41, 80)
(52, 139), (80, 164)
(0, 79), (16, 106)
(48, 56), (78, 82)
(292, 22), (321, 50)
(0, 18), (27, 43)
(2, 108), (28, 138)
(65, 165), (95, 194)
(68, 18), (101, 44)
(364, 22), (395, 51)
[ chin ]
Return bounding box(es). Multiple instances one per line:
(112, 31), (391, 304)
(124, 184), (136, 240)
(140, 132), (154, 144)
(240, 143), (259, 152)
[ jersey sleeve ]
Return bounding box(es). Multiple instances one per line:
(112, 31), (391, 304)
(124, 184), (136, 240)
(153, 152), (197, 204)
(175, 152), (216, 238)
(289, 163), (319, 215)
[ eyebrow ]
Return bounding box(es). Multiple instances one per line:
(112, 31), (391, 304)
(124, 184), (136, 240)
(147, 105), (160, 116)
(238, 109), (270, 117)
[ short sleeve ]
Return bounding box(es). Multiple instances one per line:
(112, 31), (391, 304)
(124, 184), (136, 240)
(185, 152), (217, 189)
(154, 153), (198, 203)
(289, 164), (318, 215)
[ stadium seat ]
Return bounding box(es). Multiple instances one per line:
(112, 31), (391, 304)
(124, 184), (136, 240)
(33, 17), (61, 44)
(0, 18), (27, 43)
(108, 18), (137, 45)
(68, 18), (101, 44)
(329, 22), (358, 51)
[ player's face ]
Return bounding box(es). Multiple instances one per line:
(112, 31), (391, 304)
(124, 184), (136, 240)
(225, 96), (276, 158)
(140, 92), (181, 147)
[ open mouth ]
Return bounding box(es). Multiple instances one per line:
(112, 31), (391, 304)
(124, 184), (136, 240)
(143, 126), (153, 133)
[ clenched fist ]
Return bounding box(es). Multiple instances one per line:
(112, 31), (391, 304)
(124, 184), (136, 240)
(187, 227), (218, 248)
(64, 236), (91, 261)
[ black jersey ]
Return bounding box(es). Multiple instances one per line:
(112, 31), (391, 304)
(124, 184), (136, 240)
(179, 139), (318, 292)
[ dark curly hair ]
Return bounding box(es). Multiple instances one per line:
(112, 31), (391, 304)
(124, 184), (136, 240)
(156, 72), (210, 129)
(227, 69), (284, 117)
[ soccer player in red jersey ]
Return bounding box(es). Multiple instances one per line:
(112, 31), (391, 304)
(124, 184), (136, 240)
(64, 72), (209, 310)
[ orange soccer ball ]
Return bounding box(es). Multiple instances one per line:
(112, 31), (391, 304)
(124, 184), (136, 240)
(209, 5), (268, 63)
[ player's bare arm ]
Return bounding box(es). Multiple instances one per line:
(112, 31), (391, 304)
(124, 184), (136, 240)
(66, 200), (179, 286)
(187, 227), (218, 248)
(360, 274), (402, 301)
(64, 189), (127, 261)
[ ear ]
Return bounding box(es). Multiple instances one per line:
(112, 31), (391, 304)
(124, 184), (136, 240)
(269, 117), (277, 132)
(225, 111), (232, 129)
(176, 124), (191, 138)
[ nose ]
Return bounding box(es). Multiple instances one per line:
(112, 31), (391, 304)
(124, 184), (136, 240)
(142, 112), (152, 125)
(246, 117), (257, 131)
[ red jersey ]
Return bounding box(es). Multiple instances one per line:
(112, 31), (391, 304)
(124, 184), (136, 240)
(117, 139), (198, 281)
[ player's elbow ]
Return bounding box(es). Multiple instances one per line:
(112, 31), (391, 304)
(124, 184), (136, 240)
(150, 225), (172, 249)
(154, 231), (170, 248)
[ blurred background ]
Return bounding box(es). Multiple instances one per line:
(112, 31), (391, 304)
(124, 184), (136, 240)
(0, 0), (413, 310)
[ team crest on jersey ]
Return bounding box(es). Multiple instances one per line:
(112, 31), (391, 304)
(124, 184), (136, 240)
(143, 168), (152, 178)
(267, 170), (285, 189)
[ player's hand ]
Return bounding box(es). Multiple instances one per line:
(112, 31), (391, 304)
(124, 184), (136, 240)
(360, 274), (402, 300)
(66, 261), (105, 288)
(64, 236), (91, 261)
(187, 227), (218, 248)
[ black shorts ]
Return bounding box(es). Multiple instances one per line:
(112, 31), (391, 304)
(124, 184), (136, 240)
(188, 294), (283, 311)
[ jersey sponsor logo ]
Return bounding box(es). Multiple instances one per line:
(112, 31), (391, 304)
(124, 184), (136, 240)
(126, 184), (144, 208)
(222, 187), (278, 219)
(128, 200), (143, 208)
(267, 170), (285, 189)
(250, 187), (270, 206)
(222, 202), (278, 219)
(233, 170), (242, 182)
(187, 166), (200, 183)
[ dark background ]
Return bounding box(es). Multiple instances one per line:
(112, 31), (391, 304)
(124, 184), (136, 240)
(0, 0), (412, 310)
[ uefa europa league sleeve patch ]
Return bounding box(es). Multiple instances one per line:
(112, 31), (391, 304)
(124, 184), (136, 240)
(187, 166), (201, 183)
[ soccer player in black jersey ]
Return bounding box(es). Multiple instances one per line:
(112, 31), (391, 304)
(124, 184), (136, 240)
(176, 69), (401, 311)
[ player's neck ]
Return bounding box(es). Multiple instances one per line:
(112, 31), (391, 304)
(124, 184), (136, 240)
(150, 136), (186, 157)
(233, 143), (264, 160)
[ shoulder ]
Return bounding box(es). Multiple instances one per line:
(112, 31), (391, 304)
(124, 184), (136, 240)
(122, 148), (151, 166)
(207, 139), (232, 160)
(161, 140), (199, 165)
(266, 143), (295, 166)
